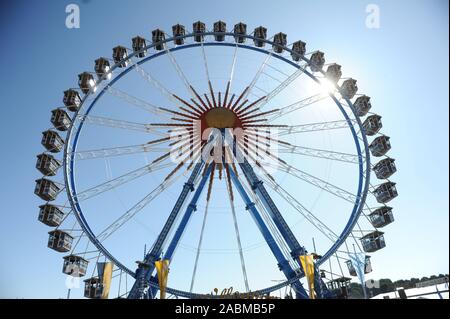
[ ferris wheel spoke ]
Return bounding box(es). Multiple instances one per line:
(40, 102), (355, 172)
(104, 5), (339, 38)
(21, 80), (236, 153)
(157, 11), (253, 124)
(275, 119), (357, 136)
(243, 133), (361, 164)
(105, 85), (171, 117)
(261, 71), (283, 84)
(164, 43), (205, 105)
(237, 141), (357, 203)
(130, 61), (181, 106)
(201, 42), (212, 84)
(261, 175), (339, 242)
(265, 62), (291, 78)
(71, 138), (173, 161)
(75, 160), (175, 202)
(189, 166), (215, 293)
(266, 93), (329, 122)
(240, 53), (272, 103)
(96, 167), (186, 243)
(225, 165), (250, 292)
(81, 115), (169, 136)
(259, 65), (308, 109)
(267, 161), (357, 203)
(277, 145), (360, 164)
(223, 44), (239, 108)
(235, 61), (309, 114)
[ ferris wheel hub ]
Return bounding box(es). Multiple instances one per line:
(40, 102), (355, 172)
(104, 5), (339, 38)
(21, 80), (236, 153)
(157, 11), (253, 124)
(204, 107), (237, 129)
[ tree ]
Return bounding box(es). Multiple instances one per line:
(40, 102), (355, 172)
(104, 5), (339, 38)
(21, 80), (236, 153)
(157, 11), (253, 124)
(349, 283), (364, 299)
(379, 279), (395, 293)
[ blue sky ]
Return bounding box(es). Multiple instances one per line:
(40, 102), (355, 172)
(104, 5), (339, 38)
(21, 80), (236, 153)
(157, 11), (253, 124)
(0, 0), (448, 298)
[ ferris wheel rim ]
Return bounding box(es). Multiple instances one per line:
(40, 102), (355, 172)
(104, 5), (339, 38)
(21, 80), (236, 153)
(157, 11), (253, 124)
(62, 31), (372, 296)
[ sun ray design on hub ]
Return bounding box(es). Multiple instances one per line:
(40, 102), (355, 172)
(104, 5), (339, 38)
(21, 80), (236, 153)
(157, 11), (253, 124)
(150, 82), (289, 166)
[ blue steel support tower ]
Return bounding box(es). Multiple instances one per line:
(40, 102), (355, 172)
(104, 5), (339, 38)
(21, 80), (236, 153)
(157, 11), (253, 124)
(129, 130), (331, 299)
(128, 161), (207, 299)
(148, 163), (215, 298)
(225, 131), (331, 298)
(226, 164), (309, 299)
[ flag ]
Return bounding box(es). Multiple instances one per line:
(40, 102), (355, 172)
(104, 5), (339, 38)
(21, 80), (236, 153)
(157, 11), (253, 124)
(155, 260), (170, 299)
(299, 255), (315, 299)
(97, 262), (114, 299)
(348, 252), (367, 299)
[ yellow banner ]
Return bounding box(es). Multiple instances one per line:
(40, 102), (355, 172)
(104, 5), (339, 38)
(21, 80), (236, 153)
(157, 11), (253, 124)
(100, 262), (114, 299)
(299, 255), (315, 299)
(155, 260), (170, 299)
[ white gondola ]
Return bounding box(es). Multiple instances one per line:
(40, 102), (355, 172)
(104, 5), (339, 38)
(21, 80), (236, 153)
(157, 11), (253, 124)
(112, 46), (129, 67)
(41, 130), (64, 153)
(373, 157), (397, 179)
(369, 135), (391, 157)
(35, 178), (61, 201)
(273, 32), (287, 54)
(51, 108), (72, 131)
(346, 255), (372, 276)
(193, 21), (206, 42)
(63, 255), (88, 277)
(362, 114), (382, 136)
(353, 95), (372, 116)
(309, 51), (325, 72)
(131, 36), (147, 58)
(340, 78), (358, 99)
(172, 24), (186, 45)
(360, 231), (386, 253)
(36, 153), (61, 176)
(234, 22), (247, 43)
(373, 182), (398, 204)
(369, 206), (394, 228)
(253, 26), (267, 47)
(325, 63), (342, 83)
(38, 204), (65, 227)
(63, 89), (82, 112)
(213, 21), (226, 42)
(94, 57), (111, 78)
(84, 277), (104, 299)
(78, 72), (96, 94)
(291, 40), (306, 62)
(48, 230), (73, 253)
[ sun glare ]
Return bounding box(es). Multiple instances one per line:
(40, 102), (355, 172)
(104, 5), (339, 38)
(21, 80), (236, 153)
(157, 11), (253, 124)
(318, 78), (337, 95)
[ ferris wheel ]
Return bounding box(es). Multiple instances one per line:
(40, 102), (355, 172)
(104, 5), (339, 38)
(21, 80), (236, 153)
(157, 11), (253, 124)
(35, 21), (398, 299)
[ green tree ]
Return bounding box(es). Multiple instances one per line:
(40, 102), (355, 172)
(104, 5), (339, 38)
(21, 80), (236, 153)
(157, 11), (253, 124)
(379, 279), (394, 293)
(348, 283), (364, 299)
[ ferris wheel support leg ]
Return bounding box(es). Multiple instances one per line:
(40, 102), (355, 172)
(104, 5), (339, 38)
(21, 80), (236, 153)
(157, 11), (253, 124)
(227, 165), (309, 299)
(149, 163), (215, 298)
(128, 161), (206, 299)
(237, 157), (331, 298)
(313, 264), (332, 299)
